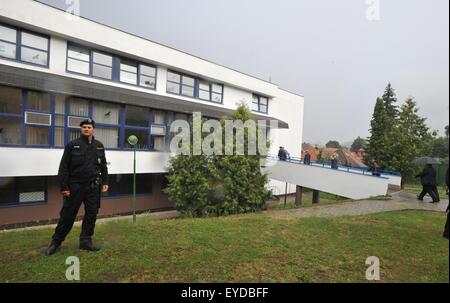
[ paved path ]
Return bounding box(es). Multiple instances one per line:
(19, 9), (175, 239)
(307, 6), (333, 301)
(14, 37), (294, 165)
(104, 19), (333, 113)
(263, 191), (448, 219)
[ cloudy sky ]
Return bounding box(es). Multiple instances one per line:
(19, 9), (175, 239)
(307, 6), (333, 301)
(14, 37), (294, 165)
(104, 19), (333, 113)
(38, 0), (449, 145)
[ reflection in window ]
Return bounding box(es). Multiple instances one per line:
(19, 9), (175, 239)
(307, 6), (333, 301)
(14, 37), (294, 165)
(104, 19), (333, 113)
(0, 176), (46, 205)
(0, 117), (21, 145)
(92, 101), (120, 125)
(103, 174), (152, 197)
(125, 105), (149, 127)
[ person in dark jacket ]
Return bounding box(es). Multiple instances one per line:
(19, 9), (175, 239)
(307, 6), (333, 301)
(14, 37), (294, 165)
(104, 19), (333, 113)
(303, 151), (311, 165)
(45, 119), (109, 256)
(415, 164), (440, 203)
(443, 167), (449, 239)
(369, 160), (381, 177)
(330, 153), (339, 170)
(278, 146), (288, 161)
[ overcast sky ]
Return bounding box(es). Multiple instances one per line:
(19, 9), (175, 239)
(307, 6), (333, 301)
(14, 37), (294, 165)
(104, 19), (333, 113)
(38, 0), (449, 145)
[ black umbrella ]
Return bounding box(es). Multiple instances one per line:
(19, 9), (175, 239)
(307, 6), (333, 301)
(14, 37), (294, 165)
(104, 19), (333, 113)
(411, 157), (442, 165)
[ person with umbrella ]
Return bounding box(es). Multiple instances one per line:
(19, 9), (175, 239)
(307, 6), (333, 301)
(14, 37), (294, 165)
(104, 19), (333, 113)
(443, 166), (449, 239)
(413, 157), (441, 203)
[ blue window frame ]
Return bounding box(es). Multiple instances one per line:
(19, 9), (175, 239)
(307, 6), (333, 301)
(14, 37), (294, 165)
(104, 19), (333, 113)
(0, 23), (50, 67)
(0, 176), (47, 208)
(252, 94), (269, 114)
(0, 84), (192, 151)
(167, 70), (223, 104)
(66, 43), (157, 90)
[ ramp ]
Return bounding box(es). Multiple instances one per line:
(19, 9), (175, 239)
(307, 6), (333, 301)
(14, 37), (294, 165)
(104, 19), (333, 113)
(262, 157), (390, 200)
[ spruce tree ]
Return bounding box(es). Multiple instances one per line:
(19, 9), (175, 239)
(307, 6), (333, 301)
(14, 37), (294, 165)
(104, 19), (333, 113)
(366, 98), (395, 169)
(382, 83), (398, 118)
(390, 97), (434, 186)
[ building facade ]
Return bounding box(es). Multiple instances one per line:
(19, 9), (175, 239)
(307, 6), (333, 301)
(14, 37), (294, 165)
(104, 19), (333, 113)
(0, 0), (304, 227)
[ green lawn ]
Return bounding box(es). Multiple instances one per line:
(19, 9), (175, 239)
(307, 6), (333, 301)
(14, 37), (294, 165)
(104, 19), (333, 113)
(0, 210), (448, 283)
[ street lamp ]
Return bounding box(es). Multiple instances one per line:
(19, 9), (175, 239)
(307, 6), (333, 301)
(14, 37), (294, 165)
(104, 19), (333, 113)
(128, 135), (139, 222)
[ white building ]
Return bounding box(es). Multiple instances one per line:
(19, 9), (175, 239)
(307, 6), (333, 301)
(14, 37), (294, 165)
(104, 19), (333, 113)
(0, 0), (304, 227)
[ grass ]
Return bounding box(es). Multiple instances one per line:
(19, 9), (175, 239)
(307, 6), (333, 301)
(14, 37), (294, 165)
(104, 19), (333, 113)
(0, 209), (448, 283)
(403, 183), (448, 199)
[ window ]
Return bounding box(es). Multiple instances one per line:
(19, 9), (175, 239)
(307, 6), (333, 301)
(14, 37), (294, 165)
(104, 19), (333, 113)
(211, 84), (223, 103)
(92, 101), (120, 148)
(167, 71), (223, 103)
(252, 94), (269, 114)
(69, 98), (89, 117)
(125, 105), (149, 127)
(54, 95), (66, 147)
(92, 52), (113, 80)
(20, 32), (49, 66)
(0, 117), (21, 145)
(0, 85), (22, 114)
(27, 91), (51, 112)
(92, 101), (120, 125)
(0, 25), (17, 60)
(0, 24), (49, 66)
(120, 60), (138, 85)
(139, 64), (156, 89)
(181, 75), (195, 97)
(103, 174), (152, 197)
(67, 44), (90, 75)
(94, 127), (119, 148)
(66, 43), (157, 88)
(0, 176), (46, 206)
(167, 71), (181, 94)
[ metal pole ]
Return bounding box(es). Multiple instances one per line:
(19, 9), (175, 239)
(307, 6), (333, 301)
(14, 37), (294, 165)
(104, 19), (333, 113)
(133, 147), (136, 222)
(284, 182), (288, 207)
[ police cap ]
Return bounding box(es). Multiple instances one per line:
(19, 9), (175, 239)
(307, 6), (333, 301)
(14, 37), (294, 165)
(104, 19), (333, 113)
(80, 118), (96, 128)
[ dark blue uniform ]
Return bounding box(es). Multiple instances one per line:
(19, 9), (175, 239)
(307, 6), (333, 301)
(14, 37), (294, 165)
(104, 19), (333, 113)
(51, 135), (109, 245)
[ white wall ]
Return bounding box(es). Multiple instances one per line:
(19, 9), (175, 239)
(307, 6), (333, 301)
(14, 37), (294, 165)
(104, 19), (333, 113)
(0, 147), (169, 177)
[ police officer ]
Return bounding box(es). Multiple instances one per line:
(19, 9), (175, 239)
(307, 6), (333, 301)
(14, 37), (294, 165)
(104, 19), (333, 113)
(45, 119), (109, 256)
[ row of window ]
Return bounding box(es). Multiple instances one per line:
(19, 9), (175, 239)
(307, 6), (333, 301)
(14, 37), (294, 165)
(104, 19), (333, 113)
(0, 85), (191, 151)
(167, 70), (224, 103)
(67, 44), (157, 90)
(0, 22), (269, 114)
(0, 24), (49, 66)
(0, 174), (155, 207)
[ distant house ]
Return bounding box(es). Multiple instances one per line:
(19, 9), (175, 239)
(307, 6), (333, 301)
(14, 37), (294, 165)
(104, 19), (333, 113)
(301, 144), (368, 169)
(301, 143), (320, 162)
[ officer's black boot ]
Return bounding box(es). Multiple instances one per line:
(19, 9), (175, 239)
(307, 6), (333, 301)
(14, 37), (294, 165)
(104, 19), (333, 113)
(45, 241), (61, 256)
(79, 238), (100, 252)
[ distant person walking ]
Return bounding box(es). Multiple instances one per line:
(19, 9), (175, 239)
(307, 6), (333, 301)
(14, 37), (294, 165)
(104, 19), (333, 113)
(331, 153), (339, 170)
(443, 167), (449, 239)
(370, 160), (381, 177)
(303, 151), (311, 165)
(278, 146), (288, 161)
(415, 164), (440, 203)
